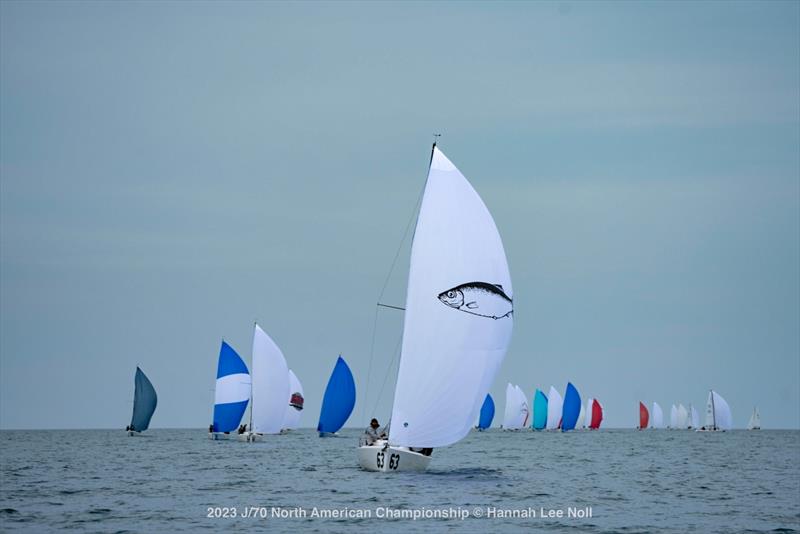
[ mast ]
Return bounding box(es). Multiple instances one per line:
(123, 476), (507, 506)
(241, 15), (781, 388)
(710, 389), (716, 430)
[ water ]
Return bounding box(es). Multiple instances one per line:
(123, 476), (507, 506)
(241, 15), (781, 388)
(1, 429), (798, 532)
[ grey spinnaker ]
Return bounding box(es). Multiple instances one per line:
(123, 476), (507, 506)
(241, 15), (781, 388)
(130, 367), (157, 431)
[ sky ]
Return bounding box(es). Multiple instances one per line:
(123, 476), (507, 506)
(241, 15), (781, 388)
(1, 1), (798, 430)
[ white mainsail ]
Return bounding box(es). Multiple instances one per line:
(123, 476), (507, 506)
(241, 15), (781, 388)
(670, 404), (678, 429)
(748, 407), (761, 430)
(651, 402), (664, 428)
(677, 404), (689, 429)
(546, 386), (563, 430)
(250, 324), (290, 435)
(690, 404), (700, 429)
(388, 147), (513, 448)
(281, 369), (304, 430)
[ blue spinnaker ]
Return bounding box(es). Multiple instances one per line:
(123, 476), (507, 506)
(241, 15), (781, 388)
(561, 382), (582, 431)
(532, 389), (548, 430)
(212, 341), (250, 433)
(130, 367), (157, 431)
(478, 394), (495, 430)
(317, 356), (356, 434)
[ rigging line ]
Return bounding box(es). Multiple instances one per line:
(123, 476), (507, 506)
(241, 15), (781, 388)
(376, 303), (405, 311)
(370, 330), (404, 418)
(361, 145), (433, 423)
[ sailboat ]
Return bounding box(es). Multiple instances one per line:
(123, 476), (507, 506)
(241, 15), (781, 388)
(127, 367), (157, 436)
(532, 389), (548, 430)
(546, 386), (563, 430)
(561, 383), (581, 432)
(502, 384), (529, 430)
(583, 397), (595, 429)
(638, 401), (649, 430)
(651, 402), (664, 429)
(576, 403), (586, 429)
(477, 394), (495, 431)
(669, 404), (678, 429)
(239, 324), (290, 442)
(689, 403), (700, 429)
(357, 144), (513, 472)
(747, 407), (761, 430)
(209, 341), (251, 440)
(317, 356), (356, 437)
(697, 389), (732, 431)
(677, 404), (689, 430)
(588, 399), (603, 430)
(280, 370), (304, 432)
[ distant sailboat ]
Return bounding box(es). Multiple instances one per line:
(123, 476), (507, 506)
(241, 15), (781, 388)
(240, 324), (290, 442)
(689, 404), (700, 429)
(561, 382), (582, 432)
(357, 144), (513, 472)
(127, 367), (157, 436)
(317, 356), (356, 437)
(477, 394), (495, 431)
(638, 401), (649, 430)
(698, 389), (732, 431)
(584, 397), (595, 429)
(669, 404), (678, 429)
(209, 341), (250, 440)
(281, 369), (304, 432)
(677, 404), (689, 430)
(576, 403), (586, 429)
(651, 402), (664, 429)
(546, 386), (563, 430)
(588, 399), (603, 430)
(747, 407), (761, 430)
(503, 384), (529, 430)
(532, 389), (548, 430)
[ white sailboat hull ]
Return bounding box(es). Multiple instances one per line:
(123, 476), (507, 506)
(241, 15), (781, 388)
(357, 441), (432, 472)
(318, 432), (339, 438)
(127, 431), (148, 437)
(238, 432), (266, 442)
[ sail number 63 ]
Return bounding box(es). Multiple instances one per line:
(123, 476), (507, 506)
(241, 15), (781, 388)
(376, 451), (400, 470)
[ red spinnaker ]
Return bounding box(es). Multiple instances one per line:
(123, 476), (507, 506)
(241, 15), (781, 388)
(589, 399), (603, 429)
(639, 401), (649, 429)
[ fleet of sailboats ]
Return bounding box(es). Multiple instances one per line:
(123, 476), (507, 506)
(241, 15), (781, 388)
(121, 142), (755, 456)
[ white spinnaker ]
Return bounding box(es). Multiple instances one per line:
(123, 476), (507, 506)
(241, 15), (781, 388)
(677, 404), (688, 428)
(577, 403), (586, 428)
(281, 369), (304, 430)
(583, 397), (594, 428)
(389, 147), (513, 448)
(748, 407), (760, 429)
(690, 404), (700, 428)
(652, 402), (664, 428)
(712, 391), (732, 430)
(251, 324), (290, 434)
(546, 386), (563, 430)
(502, 383), (517, 428)
(670, 404), (678, 428)
(502, 384), (527, 429)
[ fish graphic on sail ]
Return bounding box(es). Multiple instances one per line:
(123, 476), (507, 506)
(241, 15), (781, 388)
(438, 282), (513, 320)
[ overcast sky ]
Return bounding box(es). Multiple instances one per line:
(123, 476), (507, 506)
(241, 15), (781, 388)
(1, 1), (798, 430)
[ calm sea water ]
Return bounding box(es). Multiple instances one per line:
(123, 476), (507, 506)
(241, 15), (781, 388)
(1, 428), (798, 532)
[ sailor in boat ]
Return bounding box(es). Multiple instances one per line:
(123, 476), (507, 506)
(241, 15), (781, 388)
(364, 418), (387, 445)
